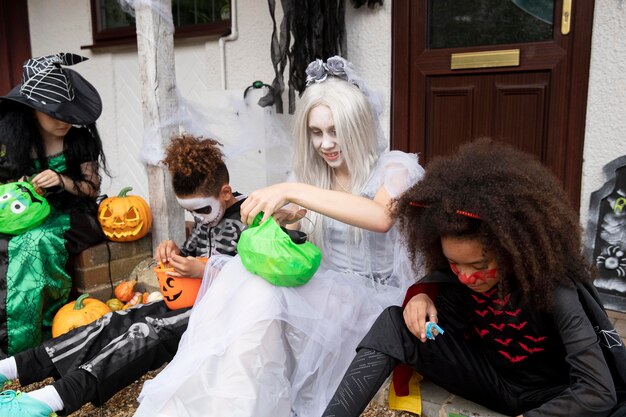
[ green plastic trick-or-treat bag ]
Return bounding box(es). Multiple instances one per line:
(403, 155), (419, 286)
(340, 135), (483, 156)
(0, 181), (51, 235)
(237, 213), (322, 287)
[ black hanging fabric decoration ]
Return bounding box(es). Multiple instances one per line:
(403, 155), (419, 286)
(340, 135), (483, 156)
(261, 0), (347, 114)
(351, 0), (383, 8)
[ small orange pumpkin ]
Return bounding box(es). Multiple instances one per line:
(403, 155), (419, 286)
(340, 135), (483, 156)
(98, 187), (152, 242)
(52, 294), (112, 337)
(114, 279), (138, 303)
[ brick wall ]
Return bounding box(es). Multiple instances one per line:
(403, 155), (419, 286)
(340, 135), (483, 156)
(68, 234), (152, 300)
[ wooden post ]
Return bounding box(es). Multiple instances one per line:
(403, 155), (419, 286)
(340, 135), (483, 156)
(135, 0), (185, 249)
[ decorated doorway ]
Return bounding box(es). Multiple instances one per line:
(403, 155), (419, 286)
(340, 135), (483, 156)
(391, 0), (595, 208)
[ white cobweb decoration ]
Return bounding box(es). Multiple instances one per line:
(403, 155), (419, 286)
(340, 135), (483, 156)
(117, 0), (173, 25)
(119, 0), (294, 192)
(139, 87), (293, 193)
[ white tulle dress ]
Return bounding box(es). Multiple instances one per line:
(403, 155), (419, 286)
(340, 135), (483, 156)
(134, 151), (424, 417)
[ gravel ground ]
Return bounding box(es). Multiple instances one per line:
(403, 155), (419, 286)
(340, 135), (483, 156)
(9, 371), (418, 417)
(7, 371), (155, 417)
(362, 402), (419, 417)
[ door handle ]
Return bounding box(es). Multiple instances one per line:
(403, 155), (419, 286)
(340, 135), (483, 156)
(562, 0), (572, 35)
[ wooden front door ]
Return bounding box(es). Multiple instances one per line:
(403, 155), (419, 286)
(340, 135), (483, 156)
(0, 0), (32, 95)
(391, 0), (595, 208)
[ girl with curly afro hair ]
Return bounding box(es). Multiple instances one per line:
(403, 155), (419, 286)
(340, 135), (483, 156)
(323, 139), (626, 417)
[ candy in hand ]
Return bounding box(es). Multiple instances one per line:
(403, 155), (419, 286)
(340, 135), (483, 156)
(425, 322), (444, 340)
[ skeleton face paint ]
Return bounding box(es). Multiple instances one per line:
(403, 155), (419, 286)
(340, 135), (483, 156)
(176, 196), (224, 227)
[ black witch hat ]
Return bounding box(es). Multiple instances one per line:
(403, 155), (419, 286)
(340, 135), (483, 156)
(1, 53), (102, 125)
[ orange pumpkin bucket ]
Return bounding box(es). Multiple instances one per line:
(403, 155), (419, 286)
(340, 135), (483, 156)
(154, 258), (208, 310)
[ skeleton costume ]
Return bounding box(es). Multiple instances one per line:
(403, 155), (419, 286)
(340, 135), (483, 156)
(180, 193), (245, 258)
(8, 195), (246, 415)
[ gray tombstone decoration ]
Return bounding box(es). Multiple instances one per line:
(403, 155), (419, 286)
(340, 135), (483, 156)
(585, 155), (626, 312)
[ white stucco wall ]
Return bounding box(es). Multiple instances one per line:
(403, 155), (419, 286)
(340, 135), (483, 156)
(581, 2), (626, 223)
(26, 0), (391, 204)
(27, 0), (622, 228)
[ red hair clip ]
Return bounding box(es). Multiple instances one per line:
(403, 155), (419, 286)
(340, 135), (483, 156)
(455, 210), (481, 220)
(410, 202), (480, 219)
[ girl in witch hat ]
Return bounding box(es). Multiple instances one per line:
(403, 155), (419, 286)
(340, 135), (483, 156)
(0, 53), (109, 356)
(0, 135), (250, 417)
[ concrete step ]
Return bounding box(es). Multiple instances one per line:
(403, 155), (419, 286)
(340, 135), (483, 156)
(369, 379), (507, 417)
(608, 309), (626, 340)
(420, 380), (507, 417)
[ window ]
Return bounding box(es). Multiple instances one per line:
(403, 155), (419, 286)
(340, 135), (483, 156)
(88, 0), (231, 48)
(428, 0), (553, 49)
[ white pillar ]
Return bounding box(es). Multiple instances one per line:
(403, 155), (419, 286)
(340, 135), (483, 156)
(135, 0), (185, 248)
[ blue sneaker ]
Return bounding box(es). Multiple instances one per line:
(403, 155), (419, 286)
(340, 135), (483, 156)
(0, 390), (56, 417)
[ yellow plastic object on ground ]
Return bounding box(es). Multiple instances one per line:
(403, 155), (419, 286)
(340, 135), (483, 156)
(388, 371), (423, 415)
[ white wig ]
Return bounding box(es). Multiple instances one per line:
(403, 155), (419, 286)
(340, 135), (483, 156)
(293, 76), (381, 245)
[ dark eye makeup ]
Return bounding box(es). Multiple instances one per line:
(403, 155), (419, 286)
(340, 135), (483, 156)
(193, 205), (213, 214)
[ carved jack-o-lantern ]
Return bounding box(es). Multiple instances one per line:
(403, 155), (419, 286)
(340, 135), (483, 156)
(98, 187), (152, 242)
(154, 258), (207, 310)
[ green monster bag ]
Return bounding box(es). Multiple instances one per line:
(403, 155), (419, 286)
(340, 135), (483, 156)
(0, 181), (51, 235)
(238, 213), (322, 287)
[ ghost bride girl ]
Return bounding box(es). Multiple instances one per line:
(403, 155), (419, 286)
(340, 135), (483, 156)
(134, 56), (425, 417)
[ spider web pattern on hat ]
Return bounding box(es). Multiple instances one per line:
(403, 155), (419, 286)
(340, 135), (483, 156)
(19, 53), (87, 104)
